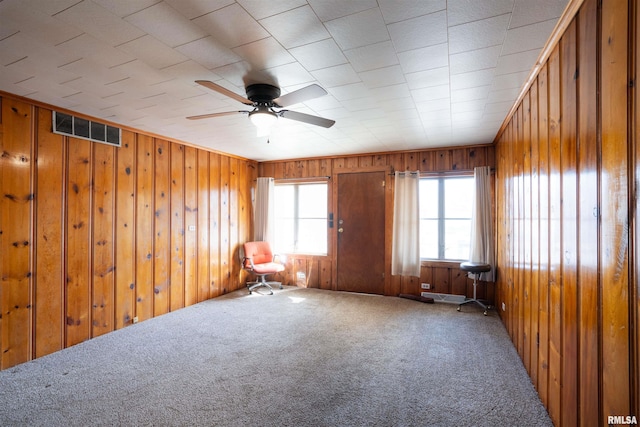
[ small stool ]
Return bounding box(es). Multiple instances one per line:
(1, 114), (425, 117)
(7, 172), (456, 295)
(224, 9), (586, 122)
(457, 262), (492, 315)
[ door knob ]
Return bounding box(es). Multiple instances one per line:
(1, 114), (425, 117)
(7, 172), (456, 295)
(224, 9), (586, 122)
(338, 227), (344, 233)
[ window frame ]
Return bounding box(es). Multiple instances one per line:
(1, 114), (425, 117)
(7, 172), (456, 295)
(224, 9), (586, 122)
(419, 173), (474, 261)
(273, 178), (329, 256)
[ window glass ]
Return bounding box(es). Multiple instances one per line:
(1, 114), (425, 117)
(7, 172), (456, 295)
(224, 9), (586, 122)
(419, 219), (439, 259)
(445, 179), (473, 218)
(419, 176), (474, 260)
(274, 182), (328, 255)
(444, 219), (471, 259)
(419, 179), (438, 219)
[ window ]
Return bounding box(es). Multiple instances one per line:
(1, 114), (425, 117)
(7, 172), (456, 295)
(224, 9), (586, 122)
(274, 182), (328, 255)
(419, 176), (474, 260)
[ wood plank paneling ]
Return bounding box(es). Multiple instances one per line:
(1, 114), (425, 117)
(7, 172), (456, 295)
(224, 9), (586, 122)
(91, 142), (115, 337)
(66, 137), (92, 347)
(0, 98), (33, 368)
(135, 135), (154, 322)
(258, 146), (495, 299)
(546, 44), (562, 427)
(600, 0), (631, 419)
(522, 93), (532, 376)
(560, 20), (579, 426)
(35, 108), (65, 357)
(197, 149), (210, 302)
(537, 65), (551, 411)
(183, 146), (198, 307)
(114, 131), (136, 328)
(495, 0), (640, 424)
(634, 0), (640, 417)
(529, 76), (540, 390)
(0, 97), (258, 371)
(219, 155), (230, 296)
(577, 1), (600, 422)
(153, 139), (170, 317)
(236, 162), (252, 291)
(170, 143), (185, 311)
(228, 157), (240, 294)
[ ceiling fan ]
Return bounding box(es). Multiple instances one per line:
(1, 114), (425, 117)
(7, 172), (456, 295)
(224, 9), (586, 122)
(187, 80), (335, 136)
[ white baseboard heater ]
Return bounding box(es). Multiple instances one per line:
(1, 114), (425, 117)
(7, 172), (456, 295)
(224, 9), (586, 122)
(422, 292), (466, 304)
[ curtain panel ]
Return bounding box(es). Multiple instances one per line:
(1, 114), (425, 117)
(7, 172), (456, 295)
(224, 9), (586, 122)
(469, 166), (495, 281)
(254, 177), (274, 243)
(391, 171), (421, 277)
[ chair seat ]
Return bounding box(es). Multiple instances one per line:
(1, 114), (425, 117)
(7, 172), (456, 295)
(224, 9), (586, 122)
(460, 261), (491, 274)
(252, 262), (285, 275)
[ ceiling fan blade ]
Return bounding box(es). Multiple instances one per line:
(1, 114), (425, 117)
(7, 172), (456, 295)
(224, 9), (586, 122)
(186, 111), (249, 120)
(195, 80), (253, 106)
(279, 110), (335, 128)
(273, 84), (328, 107)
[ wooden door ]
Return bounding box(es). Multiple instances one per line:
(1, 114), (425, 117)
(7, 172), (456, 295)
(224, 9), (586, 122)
(336, 172), (385, 294)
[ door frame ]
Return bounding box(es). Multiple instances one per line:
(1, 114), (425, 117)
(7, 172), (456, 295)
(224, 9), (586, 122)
(331, 166), (394, 295)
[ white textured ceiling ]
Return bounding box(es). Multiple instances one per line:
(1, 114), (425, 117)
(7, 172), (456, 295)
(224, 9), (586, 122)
(0, 0), (568, 161)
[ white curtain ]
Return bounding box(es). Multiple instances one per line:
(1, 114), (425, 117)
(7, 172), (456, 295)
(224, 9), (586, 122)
(391, 171), (421, 277)
(254, 177), (274, 242)
(469, 166), (495, 281)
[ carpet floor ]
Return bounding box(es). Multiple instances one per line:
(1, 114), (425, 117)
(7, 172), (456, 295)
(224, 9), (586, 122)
(0, 286), (552, 427)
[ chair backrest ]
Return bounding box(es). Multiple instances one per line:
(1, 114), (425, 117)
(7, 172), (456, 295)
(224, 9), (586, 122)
(243, 241), (274, 268)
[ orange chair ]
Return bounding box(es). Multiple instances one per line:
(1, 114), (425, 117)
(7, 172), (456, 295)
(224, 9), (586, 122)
(242, 241), (285, 295)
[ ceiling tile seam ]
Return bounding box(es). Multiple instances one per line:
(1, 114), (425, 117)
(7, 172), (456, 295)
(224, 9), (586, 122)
(119, 0), (164, 19)
(314, 5), (380, 24)
(62, 90), (82, 99)
(51, 0), (84, 17)
(314, 6), (393, 63)
(158, 58), (191, 71)
(230, 35), (299, 70)
(113, 33), (147, 48)
(445, 4), (453, 140)
(104, 77), (130, 86)
(58, 57), (83, 69)
(187, 3), (237, 22)
(446, 11), (513, 29)
(380, 5), (447, 26)
(278, 5), (347, 77)
(102, 91), (124, 100)
(54, 31), (86, 47)
(447, 42), (504, 58)
(4, 56), (28, 67)
(60, 76), (82, 85)
(0, 30), (20, 43)
(13, 76), (35, 86)
(449, 65), (498, 77)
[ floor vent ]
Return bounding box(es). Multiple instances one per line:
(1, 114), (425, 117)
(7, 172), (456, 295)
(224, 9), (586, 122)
(53, 111), (121, 147)
(421, 292), (466, 304)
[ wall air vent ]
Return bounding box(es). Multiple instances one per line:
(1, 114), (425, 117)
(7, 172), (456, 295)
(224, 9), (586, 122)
(52, 111), (121, 147)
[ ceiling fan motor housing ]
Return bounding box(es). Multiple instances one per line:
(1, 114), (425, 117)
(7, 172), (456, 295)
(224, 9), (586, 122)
(246, 84), (281, 104)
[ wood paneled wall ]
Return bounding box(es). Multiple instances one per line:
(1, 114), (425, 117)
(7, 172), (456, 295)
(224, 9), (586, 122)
(495, 0), (639, 424)
(259, 146), (495, 299)
(0, 95), (256, 370)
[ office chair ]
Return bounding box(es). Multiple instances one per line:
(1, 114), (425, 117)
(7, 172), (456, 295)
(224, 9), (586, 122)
(457, 261), (492, 315)
(242, 241), (285, 295)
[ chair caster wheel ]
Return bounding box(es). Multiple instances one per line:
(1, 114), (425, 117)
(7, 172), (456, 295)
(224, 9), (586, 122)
(457, 306), (461, 312)
(483, 311), (488, 316)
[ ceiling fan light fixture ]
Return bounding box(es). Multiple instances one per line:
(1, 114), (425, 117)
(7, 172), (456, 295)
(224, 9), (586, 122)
(249, 108), (277, 136)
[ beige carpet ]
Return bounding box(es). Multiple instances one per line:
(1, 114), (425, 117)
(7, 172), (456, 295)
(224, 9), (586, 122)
(0, 286), (551, 426)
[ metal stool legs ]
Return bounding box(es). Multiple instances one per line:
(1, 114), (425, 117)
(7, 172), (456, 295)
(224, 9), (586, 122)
(457, 273), (489, 315)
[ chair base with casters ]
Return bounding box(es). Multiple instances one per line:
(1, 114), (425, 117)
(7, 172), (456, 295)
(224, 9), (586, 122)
(457, 261), (492, 315)
(246, 270), (284, 295)
(242, 241), (285, 295)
